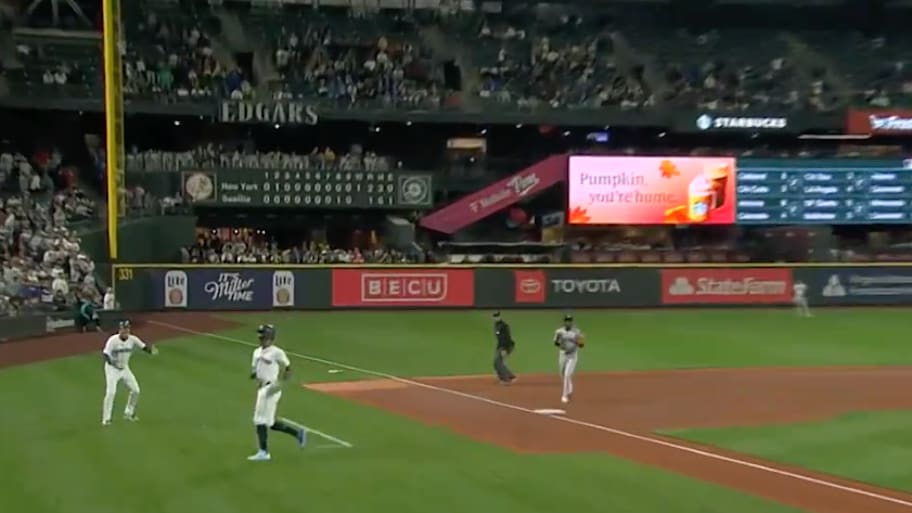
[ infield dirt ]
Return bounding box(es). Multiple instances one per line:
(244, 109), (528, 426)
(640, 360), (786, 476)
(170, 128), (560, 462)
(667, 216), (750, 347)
(311, 368), (912, 513)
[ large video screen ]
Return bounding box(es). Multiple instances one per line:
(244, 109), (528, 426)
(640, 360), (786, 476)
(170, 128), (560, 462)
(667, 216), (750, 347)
(567, 156), (737, 225)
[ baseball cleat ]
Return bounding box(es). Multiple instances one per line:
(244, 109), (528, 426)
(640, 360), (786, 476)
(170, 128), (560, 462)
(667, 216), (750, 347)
(561, 396), (569, 404)
(247, 451), (271, 461)
(297, 429), (308, 448)
(102, 420), (112, 426)
(124, 413), (139, 422)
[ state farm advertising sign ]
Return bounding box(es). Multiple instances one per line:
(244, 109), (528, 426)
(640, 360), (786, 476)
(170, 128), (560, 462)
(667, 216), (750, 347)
(846, 108), (912, 135)
(332, 269), (475, 307)
(661, 268), (793, 305)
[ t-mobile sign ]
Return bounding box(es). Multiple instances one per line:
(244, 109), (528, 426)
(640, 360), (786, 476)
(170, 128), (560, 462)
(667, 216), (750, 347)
(419, 155), (567, 234)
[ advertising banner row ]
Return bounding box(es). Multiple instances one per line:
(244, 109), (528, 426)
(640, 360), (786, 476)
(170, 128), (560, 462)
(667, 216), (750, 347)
(112, 266), (912, 311)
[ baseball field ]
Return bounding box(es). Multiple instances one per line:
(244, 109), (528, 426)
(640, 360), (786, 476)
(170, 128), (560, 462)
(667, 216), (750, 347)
(3, 309), (912, 513)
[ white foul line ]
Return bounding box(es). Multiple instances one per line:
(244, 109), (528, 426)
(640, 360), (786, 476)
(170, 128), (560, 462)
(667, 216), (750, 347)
(278, 416), (353, 448)
(149, 320), (912, 508)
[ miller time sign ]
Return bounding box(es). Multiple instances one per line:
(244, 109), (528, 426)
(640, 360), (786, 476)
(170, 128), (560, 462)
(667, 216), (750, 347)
(219, 101), (319, 125)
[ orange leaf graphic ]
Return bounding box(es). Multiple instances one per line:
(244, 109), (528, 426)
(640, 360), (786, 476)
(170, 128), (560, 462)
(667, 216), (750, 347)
(569, 206), (591, 224)
(659, 160), (679, 179)
(663, 205), (689, 223)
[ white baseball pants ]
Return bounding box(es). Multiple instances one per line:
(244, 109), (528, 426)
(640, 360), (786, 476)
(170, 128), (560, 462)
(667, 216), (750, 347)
(794, 297), (811, 317)
(559, 351), (578, 399)
(253, 386), (283, 426)
(102, 364), (141, 423)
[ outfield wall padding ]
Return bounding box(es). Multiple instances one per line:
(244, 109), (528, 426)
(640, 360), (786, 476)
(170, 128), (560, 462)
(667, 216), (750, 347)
(0, 311), (125, 343)
(109, 264), (912, 311)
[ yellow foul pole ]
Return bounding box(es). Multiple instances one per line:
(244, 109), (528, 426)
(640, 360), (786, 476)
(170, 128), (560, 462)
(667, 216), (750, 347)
(102, 0), (124, 260)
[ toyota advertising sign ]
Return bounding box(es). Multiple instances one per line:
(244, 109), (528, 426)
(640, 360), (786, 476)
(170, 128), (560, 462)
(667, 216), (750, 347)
(512, 269), (658, 307)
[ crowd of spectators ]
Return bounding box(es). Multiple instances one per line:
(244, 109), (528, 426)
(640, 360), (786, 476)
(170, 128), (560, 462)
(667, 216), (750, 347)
(181, 232), (415, 264)
(656, 29), (817, 111)
(11, 3), (912, 110)
(123, 11), (236, 101)
(126, 144), (394, 172)
(0, 196), (102, 317)
(271, 22), (444, 109)
(849, 36), (912, 108)
(475, 16), (651, 110)
(0, 148), (101, 317)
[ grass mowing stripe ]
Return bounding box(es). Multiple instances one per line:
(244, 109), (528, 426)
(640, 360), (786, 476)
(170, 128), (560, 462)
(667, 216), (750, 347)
(670, 411), (912, 494)
(214, 310), (912, 373)
(151, 319), (912, 509)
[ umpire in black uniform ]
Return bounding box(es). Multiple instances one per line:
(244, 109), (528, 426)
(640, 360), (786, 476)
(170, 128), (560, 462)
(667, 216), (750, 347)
(492, 312), (517, 384)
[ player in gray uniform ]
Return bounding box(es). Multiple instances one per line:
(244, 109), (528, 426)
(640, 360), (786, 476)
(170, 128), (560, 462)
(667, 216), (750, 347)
(553, 314), (584, 404)
(793, 281), (812, 317)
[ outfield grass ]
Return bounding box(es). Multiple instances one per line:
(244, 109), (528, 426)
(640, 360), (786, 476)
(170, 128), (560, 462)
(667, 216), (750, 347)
(213, 309), (912, 379)
(670, 411), (912, 494)
(5, 308), (912, 513)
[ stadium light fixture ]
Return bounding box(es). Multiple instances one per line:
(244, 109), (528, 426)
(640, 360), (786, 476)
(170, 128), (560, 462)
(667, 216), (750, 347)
(25, 0), (90, 27)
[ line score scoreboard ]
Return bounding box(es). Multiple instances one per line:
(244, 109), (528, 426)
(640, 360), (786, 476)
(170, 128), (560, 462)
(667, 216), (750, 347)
(735, 159), (912, 224)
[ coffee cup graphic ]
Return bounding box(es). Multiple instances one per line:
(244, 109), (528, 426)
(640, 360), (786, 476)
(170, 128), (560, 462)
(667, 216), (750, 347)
(687, 175), (713, 222)
(706, 165), (729, 209)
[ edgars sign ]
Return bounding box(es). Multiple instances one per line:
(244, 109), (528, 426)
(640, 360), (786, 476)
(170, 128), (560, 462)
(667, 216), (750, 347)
(846, 108), (912, 135)
(219, 101), (319, 125)
(695, 114), (789, 132)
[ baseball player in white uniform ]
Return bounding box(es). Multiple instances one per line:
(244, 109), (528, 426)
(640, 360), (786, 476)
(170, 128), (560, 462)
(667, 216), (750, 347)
(248, 324), (306, 461)
(793, 281), (812, 317)
(553, 314), (584, 404)
(101, 320), (158, 425)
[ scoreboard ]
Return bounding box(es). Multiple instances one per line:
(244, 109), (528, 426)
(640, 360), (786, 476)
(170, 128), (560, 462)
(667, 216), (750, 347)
(180, 169), (433, 209)
(735, 159), (912, 224)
